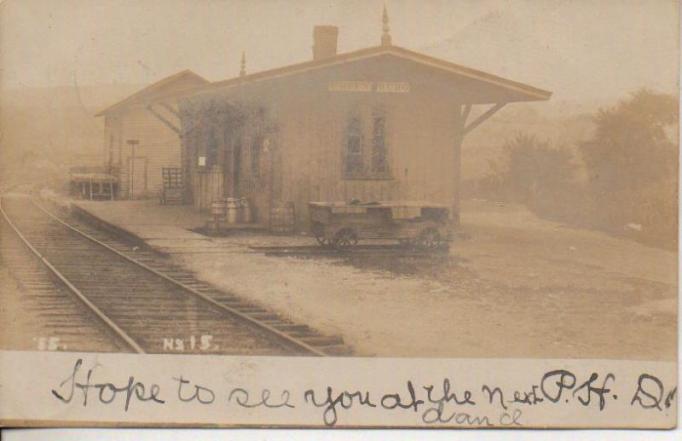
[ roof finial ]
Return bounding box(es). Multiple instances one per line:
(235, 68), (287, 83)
(239, 51), (246, 77)
(381, 3), (392, 46)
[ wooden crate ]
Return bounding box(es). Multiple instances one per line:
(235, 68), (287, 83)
(160, 168), (185, 205)
(270, 202), (295, 234)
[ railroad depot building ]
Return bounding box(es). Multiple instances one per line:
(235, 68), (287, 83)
(96, 70), (208, 199)
(95, 11), (550, 230)
(178, 22), (550, 230)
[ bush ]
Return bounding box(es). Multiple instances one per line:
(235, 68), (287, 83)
(477, 133), (580, 216)
(472, 89), (678, 249)
(579, 89), (678, 246)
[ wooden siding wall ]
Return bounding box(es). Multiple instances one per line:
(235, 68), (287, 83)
(107, 107), (181, 198)
(276, 79), (460, 229)
(183, 55), (470, 230)
(191, 166), (224, 211)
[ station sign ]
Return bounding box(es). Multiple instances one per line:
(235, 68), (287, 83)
(328, 81), (410, 93)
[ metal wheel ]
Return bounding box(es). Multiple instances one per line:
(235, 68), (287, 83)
(312, 223), (330, 247)
(416, 227), (442, 250)
(333, 228), (358, 249)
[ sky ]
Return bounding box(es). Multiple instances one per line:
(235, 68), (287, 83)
(0, 0), (679, 102)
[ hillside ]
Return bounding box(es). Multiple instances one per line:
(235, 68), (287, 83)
(0, 84), (141, 190)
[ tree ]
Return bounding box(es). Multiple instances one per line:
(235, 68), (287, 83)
(579, 89), (678, 235)
(479, 133), (577, 213)
(503, 134), (576, 205)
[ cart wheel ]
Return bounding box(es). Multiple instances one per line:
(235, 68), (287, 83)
(333, 228), (358, 249)
(315, 235), (331, 247)
(312, 223), (330, 247)
(417, 228), (442, 250)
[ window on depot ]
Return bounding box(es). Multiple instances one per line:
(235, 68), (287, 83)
(343, 109), (390, 180)
(344, 116), (365, 178)
(251, 135), (262, 178)
(371, 112), (389, 175)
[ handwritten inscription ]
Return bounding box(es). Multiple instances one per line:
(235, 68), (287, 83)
(328, 81), (410, 93)
(631, 374), (677, 410)
(51, 359), (164, 411)
(51, 359), (677, 427)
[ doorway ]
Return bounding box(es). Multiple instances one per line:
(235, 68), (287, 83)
(127, 156), (148, 199)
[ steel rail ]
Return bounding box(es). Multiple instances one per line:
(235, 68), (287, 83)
(0, 197), (146, 354)
(29, 198), (327, 356)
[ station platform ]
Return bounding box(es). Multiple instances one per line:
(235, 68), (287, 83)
(69, 198), (306, 255)
(61, 196), (677, 359)
(71, 200), (230, 255)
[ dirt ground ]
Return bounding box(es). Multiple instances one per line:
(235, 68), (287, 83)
(176, 199), (677, 360)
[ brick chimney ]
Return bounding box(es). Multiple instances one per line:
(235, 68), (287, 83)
(312, 25), (338, 61)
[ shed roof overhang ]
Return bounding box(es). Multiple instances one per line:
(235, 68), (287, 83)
(95, 70), (209, 117)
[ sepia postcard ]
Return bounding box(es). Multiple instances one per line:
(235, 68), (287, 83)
(0, 0), (678, 429)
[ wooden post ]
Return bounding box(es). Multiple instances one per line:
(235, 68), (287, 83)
(182, 132), (193, 205)
(228, 136), (236, 198)
(89, 179), (93, 200)
(452, 104), (469, 225)
(109, 181), (114, 200)
(453, 102), (506, 224)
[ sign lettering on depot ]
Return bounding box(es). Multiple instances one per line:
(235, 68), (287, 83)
(328, 81), (410, 93)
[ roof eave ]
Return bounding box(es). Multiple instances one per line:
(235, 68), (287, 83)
(189, 45), (551, 103)
(95, 70), (209, 117)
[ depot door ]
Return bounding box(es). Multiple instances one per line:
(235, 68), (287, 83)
(127, 156), (148, 199)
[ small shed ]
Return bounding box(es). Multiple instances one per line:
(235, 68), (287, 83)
(96, 70), (208, 199)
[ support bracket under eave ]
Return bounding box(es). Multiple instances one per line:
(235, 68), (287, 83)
(462, 102), (507, 137)
(159, 102), (180, 118)
(146, 104), (181, 135)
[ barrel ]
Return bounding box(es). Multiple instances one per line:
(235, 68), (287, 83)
(208, 199), (227, 231)
(225, 197), (240, 224)
(210, 199), (227, 217)
(270, 201), (295, 234)
(239, 197), (252, 223)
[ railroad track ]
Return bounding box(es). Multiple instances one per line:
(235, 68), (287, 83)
(0, 194), (350, 356)
(0, 214), (130, 353)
